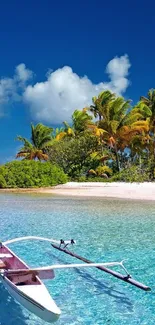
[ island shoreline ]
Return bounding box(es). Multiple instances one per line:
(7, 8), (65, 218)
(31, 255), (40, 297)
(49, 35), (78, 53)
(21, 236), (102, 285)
(0, 182), (155, 201)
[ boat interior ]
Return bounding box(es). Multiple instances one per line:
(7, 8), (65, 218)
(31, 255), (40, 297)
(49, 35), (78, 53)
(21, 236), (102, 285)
(0, 245), (40, 286)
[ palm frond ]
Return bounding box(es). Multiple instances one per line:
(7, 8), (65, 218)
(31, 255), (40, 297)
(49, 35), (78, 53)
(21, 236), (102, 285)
(123, 113), (144, 125)
(110, 120), (119, 134)
(16, 152), (28, 158)
(16, 136), (32, 148)
(56, 132), (67, 140)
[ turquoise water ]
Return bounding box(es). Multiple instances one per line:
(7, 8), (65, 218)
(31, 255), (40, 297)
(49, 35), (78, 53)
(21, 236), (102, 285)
(0, 193), (155, 325)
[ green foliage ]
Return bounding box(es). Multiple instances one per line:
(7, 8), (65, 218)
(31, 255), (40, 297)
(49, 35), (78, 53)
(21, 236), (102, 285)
(111, 166), (150, 182)
(89, 150), (111, 170)
(0, 174), (7, 188)
(88, 169), (97, 176)
(72, 109), (93, 134)
(77, 175), (87, 182)
(16, 123), (53, 160)
(48, 134), (99, 178)
(0, 161), (67, 188)
(76, 176), (112, 182)
(3, 87), (155, 185)
(95, 165), (113, 176)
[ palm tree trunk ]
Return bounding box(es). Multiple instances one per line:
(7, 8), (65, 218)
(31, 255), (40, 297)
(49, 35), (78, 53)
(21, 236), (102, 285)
(153, 125), (155, 157)
(114, 143), (120, 172)
(139, 155), (142, 169)
(151, 126), (155, 179)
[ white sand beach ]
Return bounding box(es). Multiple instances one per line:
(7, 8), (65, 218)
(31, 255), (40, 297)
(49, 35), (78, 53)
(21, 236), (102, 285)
(1, 182), (155, 200)
(37, 182), (155, 200)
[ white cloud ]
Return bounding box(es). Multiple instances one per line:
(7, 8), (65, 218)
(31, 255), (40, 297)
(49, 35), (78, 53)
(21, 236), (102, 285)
(24, 67), (105, 123)
(24, 54), (131, 123)
(0, 78), (15, 103)
(0, 64), (33, 115)
(105, 54), (131, 94)
(15, 63), (33, 83)
(0, 55), (131, 122)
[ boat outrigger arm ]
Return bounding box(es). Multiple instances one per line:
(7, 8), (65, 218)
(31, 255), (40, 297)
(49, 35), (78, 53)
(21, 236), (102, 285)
(2, 236), (151, 292)
(3, 236), (76, 246)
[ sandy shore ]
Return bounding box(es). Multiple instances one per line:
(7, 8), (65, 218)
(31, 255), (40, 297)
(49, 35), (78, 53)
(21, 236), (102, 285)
(1, 182), (155, 200)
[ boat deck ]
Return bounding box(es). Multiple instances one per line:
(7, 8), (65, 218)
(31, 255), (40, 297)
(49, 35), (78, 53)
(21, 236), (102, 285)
(0, 245), (40, 285)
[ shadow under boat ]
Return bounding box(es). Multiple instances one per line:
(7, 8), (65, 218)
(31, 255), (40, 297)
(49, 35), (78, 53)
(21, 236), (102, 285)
(47, 251), (133, 312)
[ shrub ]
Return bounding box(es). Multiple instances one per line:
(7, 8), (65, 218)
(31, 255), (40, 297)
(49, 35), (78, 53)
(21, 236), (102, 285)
(77, 175), (87, 182)
(0, 161), (68, 188)
(48, 135), (99, 178)
(0, 175), (7, 188)
(111, 166), (150, 182)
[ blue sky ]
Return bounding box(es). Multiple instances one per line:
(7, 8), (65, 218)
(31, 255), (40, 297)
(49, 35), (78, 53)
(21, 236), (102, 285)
(0, 0), (155, 162)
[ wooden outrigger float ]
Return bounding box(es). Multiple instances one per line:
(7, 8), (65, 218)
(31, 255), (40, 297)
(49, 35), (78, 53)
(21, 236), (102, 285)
(0, 236), (151, 323)
(52, 243), (150, 291)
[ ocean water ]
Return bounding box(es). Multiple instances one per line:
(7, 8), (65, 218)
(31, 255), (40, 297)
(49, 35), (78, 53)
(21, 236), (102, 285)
(0, 193), (154, 325)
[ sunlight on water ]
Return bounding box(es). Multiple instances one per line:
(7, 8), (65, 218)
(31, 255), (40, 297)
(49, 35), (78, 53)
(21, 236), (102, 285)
(0, 193), (155, 325)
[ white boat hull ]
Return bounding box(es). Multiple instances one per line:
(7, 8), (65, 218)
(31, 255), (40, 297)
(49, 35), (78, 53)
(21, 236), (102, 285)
(0, 275), (61, 323)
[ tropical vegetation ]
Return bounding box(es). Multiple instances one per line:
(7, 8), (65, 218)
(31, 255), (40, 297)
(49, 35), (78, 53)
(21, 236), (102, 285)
(1, 88), (155, 188)
(16, 123), (53, 161)
(0, 161), (67, 188)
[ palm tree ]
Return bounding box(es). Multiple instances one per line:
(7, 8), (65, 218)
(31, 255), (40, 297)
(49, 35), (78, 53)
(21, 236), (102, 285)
(129, 133), (151, 166)
(89, 95), (149, 171)
(140, 89), (155, 156)
(140, 89), (155, 124)
(90, 90), (115, 121)
(16, 123), (53, 160)
(53, 109), (93, 142)
(52, 109), (93, 142)
(72, 109), (93, 134)
(54, 122), (75, 140)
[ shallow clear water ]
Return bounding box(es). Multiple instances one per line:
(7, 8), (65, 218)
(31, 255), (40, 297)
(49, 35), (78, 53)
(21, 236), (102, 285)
(0, 193), (155, 325)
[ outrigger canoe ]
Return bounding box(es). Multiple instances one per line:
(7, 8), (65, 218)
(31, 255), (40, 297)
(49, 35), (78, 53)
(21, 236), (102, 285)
(0, 236), (151, 323)
(0, 241), (61, 323)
